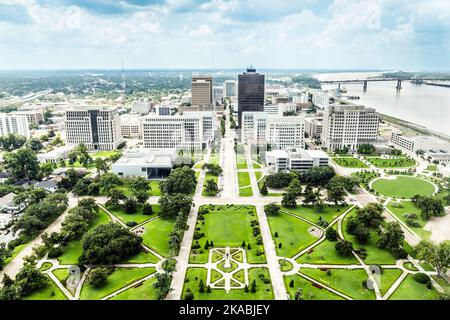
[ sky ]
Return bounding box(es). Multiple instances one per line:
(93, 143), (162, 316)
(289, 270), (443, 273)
(0, 0), (449, 70)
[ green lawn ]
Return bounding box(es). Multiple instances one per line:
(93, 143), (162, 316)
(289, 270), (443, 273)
(189, 205), (266, 264)
(365, 156), (416, 168)
(110, 276), (159, 300)
(252, 161), (262, 169)
(371, 176), (435, 198)
(182, 267), (274, 300)
(282, 205), (350, 225)
(387, 200), (431, 239)
(236, 155), (248, 169)
(254, 171), (263, 182)
(426, 165), (437, 172)
(342, 209), (397, 265)
(125, 249), (160, 264)
(300, 268), (376, 300)
(239, 186), (253, 197)
(57, 209), (111, 265)
(22, 276), (67, 300)
(332, 157), (368, 168)
(4, 243), (28, 265)
(116, 180), (161, 197)
(284, 274), (343, 300)
(268, 213), (319, 258)
(80, 267), (156, 300)
(238, 172), (253, 196)
(296, 238), (359, 265)
(141, 217), (176, 257)
(92, 150), (121, 159)
(107, 204), (161, 225)
(209, 154), (220, 166)
(379, 268), (403, 296)
(389, 274), (440, 300)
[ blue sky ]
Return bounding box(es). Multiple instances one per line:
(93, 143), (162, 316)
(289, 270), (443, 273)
(0, 0), (449, 70)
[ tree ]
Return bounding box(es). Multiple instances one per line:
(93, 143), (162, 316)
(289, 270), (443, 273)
(358, 144), (376, 155)
(160, 166), (197, 195)
(87, 267), (111, 288)
(123, 197), (139, 214)
(79, 223), (142, 265)
(356, 203), (385, 228)
(142, 203), (153, 216)
(26, 137), (43, 152)
(0, 133), (26, 151)
(264, 203), (279, 216)
(265, 172), (294, 189)
(0, 243), (11, 267)
(158, 194), (193, 217)
(294, 288), (303, 300)
(286, 178), (302, 196)
(72, 178), (91, 196)
(202, 163), (223, 176)
(415, 240), (450, 276)
(130, 176), (150, 193)
(259, 181), (268, 196)
(325, 228), (339, 241)
(301, 166), (336, 187)
(326, 180), (347, 205)
(281, 191), (297, 208)
(153, 272), (173, 300)
(94, 158), (108, 176)
(4, 148), (40, 181)
(352, 223), (371, 243)
(99, 173), (123, 192)
(134, 189), (149, 204)
(106, 188), (126, 207)
(335, 240), (353, 256)
(378, 222), (405, 253)
(40, 162), (54, 178)
(204, 179), (219, 196)
(14, 263), (48, 296)
(412, 195), (445, 220)
(250, 280), (257, 293)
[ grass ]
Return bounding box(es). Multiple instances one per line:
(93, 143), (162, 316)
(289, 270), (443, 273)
(238, 171), (253, 196)
(254, 171), (262, 182)
(141, 217), (176, 257)
(57, 208), (111, 265)
(209, 154), (220, 166)
(284, 274), (343, 300)
(91, 150), (121, 159)
(282, 205), (350, 225)
(296, 238), (359, 265)
(342, 208), (397, 265)
(371, 176), (435, 198)
(252, 161), (262, 169)
(107, 204), (161, 225)
(116, 180), (161, 197)
(426, 165), (437, 172)
(4, 243), (28, 265)
(182, 267), (274, 300)
(365, 156), (416, 168)
(267, 213), (319, 258)
(110, 276), (159, 300)
(379, 268), (403, 296)
(80, 267), (156, 300)
(239, 186), (253, 197)
(332, 157), (368, 168)
(22, 276), (67, 300)
(125, 250), (160, 264)
(189, 205), (266, 264)
(300, 268), (376, 300)
(387, 200), (431, 239)
(389, 274), (440, 300)
(39, 262), (53, 272)
(236, 154), (248, 169)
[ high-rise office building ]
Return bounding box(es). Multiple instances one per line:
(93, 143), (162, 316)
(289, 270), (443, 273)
(223, 80), (237, 97)
(191, 75), (213, 106)
(321, 103), (379, 151)
(65, 106), (123, 150)
(238, 67), (265, 127)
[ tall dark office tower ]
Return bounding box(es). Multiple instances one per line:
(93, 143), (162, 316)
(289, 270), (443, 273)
(238, 67), (265, 127)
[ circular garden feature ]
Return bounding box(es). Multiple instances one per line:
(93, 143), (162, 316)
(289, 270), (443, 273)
(370, 176), (436, 199)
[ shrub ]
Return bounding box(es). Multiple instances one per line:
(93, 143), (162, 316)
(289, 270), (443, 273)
(413, 273), (430, 284)
(47, 246), (63, 258)
(88, 267), (111, 288)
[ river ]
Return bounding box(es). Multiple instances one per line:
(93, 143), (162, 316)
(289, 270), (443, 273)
(315, 72), (450, 137)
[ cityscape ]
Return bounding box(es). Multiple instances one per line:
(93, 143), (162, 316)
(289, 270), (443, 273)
(0, 0), (449, 308)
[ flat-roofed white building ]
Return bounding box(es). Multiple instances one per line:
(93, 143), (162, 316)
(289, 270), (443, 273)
(9, 110), (43, 125)
(131, 100), (151, 114)
(37, 144), (76, 164)
(312, 91), (330, 109)
(391, 133), (450, 153)
(223, 80), (237, 97)
(213, 86), (223, 103)
(265, 148), (329, 173)
(65, 105), (123, 151)
(120, 114), (143, 139)
(321, 104), (379, 151)
(242, 112), (305, 149)
(304, 117), (323, 139)
(0, 113), (30, 137)
(111, 149), (176, 179)
(142, 111), (214, 150)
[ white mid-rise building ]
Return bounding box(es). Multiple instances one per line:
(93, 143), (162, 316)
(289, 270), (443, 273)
(213, 86), (223, 103)
(142, 111), (214, 150)
(223, 80), (237, 97)
(0, 113), (30, 137)
(321, 104), (379, 151)
(265, 148), (329, 173)
(9, 110), (43, 125)
(120, 115), (143, 139)
(65, 106), (123, 151)
(304, 117), (323, 139)
(242, 112), (305, 149)
(391, 133), (450, 153)
(131, 100), (152, 114)
(312, 91), (330, 109)
(37, 144), (76, 164)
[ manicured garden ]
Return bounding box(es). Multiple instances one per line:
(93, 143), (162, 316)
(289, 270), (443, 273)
(22, 276), (67, 300)
(110, 277), (159, 300)
(296, 238), (359, 265)
(284, 274), (343, 300)
(238, 172), (253, 196)
(182, 267), (274, 300)
(268, 213), (319, 258)
(371, 176), (436, 198)
(389, 274), (440, 300)
(140, 217), (176, 257)
(107, 204), (161, 225)
(365, 156), (416, 168)
(189, 205), (266, 264)
(282, 205), (351, 225)
(387, 201), (431, 239)
(236, 154), (248, 170)
(332, 157), (368, 168)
